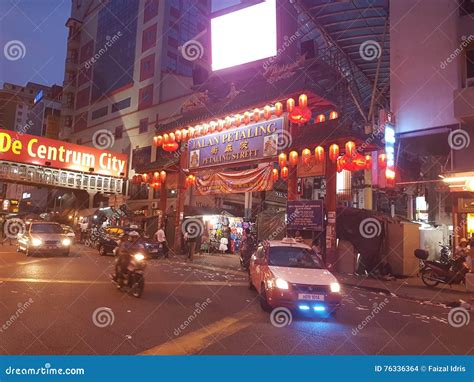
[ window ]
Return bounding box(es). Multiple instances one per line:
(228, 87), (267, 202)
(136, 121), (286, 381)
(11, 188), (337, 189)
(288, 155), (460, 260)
(138, 84), (153, 109)
(115, 126), (123, 139)
(75, 87), (90, 109)
(91, 106), (108, 120)
(140, 54), (155, 81)
(129, 183), (149, 200)
(80, 40), (94, 64)
(142, 24), (157, 53)
(111, 98), (131, 112)
(73, 112), (88, 132)
(139, 118), (148, 134)
(144, 0), (159, 23)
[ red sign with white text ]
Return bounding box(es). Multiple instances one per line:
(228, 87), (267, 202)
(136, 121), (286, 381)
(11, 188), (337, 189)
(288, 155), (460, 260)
(0, 129), (128, 178)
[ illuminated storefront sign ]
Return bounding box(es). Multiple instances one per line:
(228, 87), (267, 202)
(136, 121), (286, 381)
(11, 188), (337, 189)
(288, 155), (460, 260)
(382, 111), (396, 183)
(188, 117), (284, 169)
(0, 129), (128, 178)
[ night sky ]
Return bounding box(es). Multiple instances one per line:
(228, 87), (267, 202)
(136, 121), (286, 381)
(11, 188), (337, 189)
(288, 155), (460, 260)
(0, 0), (244, 87)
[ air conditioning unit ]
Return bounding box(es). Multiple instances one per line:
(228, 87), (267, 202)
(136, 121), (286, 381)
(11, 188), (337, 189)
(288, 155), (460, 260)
(466, 77), (474, 87)
(151, 202), (158, 209)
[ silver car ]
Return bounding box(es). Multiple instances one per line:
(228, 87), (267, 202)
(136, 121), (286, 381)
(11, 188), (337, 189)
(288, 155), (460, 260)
(17, 222), (72, 256)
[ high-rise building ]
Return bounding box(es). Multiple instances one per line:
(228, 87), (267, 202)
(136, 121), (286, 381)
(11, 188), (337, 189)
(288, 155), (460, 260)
(60, 0), (211, 212)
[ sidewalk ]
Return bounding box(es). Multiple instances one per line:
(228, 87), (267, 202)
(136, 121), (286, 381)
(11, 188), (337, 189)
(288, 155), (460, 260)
(174, 252), (473, 306)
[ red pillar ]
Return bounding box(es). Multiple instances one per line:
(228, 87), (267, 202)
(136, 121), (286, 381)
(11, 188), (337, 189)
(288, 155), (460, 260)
(325, 153), (338, 269)
(173, 153), (187, 252)
(159, 183), (167, 226)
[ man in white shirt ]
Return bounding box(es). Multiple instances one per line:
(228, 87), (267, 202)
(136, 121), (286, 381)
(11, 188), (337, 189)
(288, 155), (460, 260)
(155, 225), (168, 258)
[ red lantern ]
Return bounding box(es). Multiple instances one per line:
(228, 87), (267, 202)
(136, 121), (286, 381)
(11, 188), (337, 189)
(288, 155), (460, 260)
(217, 120), (224, 132)
(289, 106), (312, 124)
(169, 132), (176, 142)
(314, 146), (325, 162)
(147, 173), (153, 184)
(287, 98), (295, 113)
(175, 130), (182, 142)
(329, 144), (339, 162)
(275, 102), (283, 116)
(299, 94), (308, 108)
(329, 111), (338, 120)
(132, 175), (137, 184)
(224, 117), (231, 129)
(272, 168), (279, 182)
(243, 112), (250, 124)
(209, 122), (216, 133)
(153, 171), (160, 182)
(201, 124), (209, 135)
(316, 114), (326, 123)
(302, 148), (311, 165)
(194, 125), (201, 137)
(234, 115), (241, 127)
(163, 133), (169, 144)
(365, 154), (373, 169)
(353, 153), (366, 171)
(378, 153), (387, 168)
(253, 108), (260, 122)
(345, 141), (356, 157)
(154, 135), (163, 146)
(278, 153), (287, 168)
(152, 182), (161, 190)
(160, 170), (167, 183)
(289, 150), (299, 166)
(264, 105), (271, 119)
(141, 173), (148, 183)
(181, 129), (188, 141)
(162, 142), (179, 152)
(188, 127), (195, 138)
(281, 166), (289, 180)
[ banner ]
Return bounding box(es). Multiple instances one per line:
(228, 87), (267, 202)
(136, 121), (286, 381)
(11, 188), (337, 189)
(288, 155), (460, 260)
(0, 129), (128, 178)
(195, 165), (274, 195)
(287, 200), (324, 231)
(188, 117), (284, 169)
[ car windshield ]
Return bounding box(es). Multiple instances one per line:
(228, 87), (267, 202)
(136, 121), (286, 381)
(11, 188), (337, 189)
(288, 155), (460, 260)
(268, 247), (324, 269)
(31, 224), (63, 234)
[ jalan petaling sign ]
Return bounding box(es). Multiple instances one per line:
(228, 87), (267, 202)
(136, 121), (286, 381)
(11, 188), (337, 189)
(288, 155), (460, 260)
(188, 117), (284, 169)
(0, 129), (128, 178)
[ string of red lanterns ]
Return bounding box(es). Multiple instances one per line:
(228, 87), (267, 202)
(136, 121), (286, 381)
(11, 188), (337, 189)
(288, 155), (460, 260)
(131, 170), (168, 188)
(153, 94), (339, 152)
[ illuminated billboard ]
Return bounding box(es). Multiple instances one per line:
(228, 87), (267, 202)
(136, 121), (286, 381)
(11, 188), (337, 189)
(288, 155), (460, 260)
(211, 0), (277, 71)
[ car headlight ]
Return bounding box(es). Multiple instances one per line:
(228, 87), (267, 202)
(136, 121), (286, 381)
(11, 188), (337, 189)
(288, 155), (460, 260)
(330, 282), (341, 293)
(133, 253), (145, 261)
(31, 238), (42, 247)
(275, 278), (289, 290)
(62, 238), (72, 246)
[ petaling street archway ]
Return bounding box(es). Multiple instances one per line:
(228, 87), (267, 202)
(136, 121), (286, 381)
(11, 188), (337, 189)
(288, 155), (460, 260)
(134, 91), (385, 267)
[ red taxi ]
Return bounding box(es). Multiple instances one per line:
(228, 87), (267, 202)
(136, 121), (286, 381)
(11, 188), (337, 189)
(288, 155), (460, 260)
(249, 238), (342, 314)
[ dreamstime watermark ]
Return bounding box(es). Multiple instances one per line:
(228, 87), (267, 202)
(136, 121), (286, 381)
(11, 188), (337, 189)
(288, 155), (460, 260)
(174, 298), (212, 336)
(359, 40), (381, 61)
(448, 129), (470, 151)
(352, 298), (389, 336)
(83, 31), (122, 69)
(92, 307), (114, 328)
(270, 307), (292, 328)
(3, 40), (26, 61)
(262, 31), (301, 71)
(5, 363), (85, 376)
(359, 218), (382, 239)
(181, 217), (204, 239)
(276, 130), (293, 151)
(0, 298), (34, 333)
(440, 35), (474, 70)
(3, 218), (26, 239)
(179, 39), (204, 62)
(92, 129), (115, 150)
(447, 307), (470, 328)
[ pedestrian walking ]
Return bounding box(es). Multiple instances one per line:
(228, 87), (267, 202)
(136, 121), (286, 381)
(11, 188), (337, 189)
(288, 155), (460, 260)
(155, 224), (169, 258)
(184, 232), (197, 262)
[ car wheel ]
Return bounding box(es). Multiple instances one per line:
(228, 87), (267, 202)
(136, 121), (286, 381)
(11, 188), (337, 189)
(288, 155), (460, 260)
(99, 246), (107, 256)
(25, 247), (31, 257)
(259, 283), (271, 312)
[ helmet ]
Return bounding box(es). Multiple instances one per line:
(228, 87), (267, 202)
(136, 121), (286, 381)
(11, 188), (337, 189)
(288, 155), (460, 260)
(460, 238), (468, 246)
(128, 231), (140, 237)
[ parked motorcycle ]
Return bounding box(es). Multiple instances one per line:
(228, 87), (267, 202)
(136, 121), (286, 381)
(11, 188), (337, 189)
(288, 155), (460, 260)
(111, 251), (147, 298)
(414, 249), (469, 287)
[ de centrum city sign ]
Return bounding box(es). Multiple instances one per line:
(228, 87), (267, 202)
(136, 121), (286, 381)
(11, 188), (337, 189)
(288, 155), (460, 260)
(0, 129), (128, 178)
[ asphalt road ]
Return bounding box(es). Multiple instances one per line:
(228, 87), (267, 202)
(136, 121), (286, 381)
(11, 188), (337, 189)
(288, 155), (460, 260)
(0, 244), (472, 355)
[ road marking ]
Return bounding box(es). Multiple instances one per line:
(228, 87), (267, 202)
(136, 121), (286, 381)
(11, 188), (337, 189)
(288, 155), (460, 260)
(141, 310), (256, 355)
(174, 261), (244, 276)
(0, 277), (248, 287)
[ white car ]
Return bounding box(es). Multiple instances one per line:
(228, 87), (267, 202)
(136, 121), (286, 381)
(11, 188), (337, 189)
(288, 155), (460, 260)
(17, 222), (72, 256)
(249, 238), (342, 314)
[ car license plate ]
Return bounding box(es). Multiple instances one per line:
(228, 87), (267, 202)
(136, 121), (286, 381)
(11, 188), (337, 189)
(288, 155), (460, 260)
(298, 293), (325, 301)
(150, 249), (158, 253)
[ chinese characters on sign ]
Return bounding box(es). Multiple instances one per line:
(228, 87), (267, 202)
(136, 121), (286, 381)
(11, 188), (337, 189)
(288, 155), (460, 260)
(188, 117), (284, 169)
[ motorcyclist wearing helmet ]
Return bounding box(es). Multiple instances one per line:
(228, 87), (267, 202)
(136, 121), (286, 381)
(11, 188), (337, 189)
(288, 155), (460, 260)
(114, 230), (142, 282)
